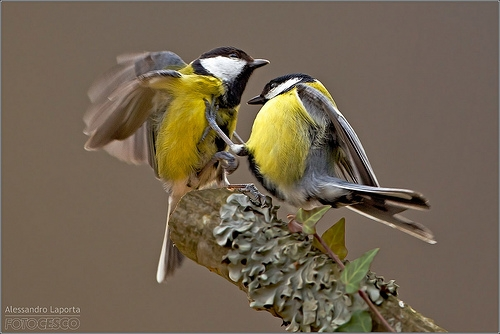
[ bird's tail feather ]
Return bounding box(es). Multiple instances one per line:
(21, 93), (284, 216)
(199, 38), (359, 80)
(156, 196), (185, 283)
(348, 202), (435, 244)
(335, 181), (430, 211)
(321, 180), (435, 243)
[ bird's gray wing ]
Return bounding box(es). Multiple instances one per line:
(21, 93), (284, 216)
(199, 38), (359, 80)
(87, 51), (187, 104)
(83, 51), (187, 173)
(296, 83), (380, 187)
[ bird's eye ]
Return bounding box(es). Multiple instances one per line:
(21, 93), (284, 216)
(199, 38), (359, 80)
(270, 83), (277, 89)
(229, 53), (238, 58)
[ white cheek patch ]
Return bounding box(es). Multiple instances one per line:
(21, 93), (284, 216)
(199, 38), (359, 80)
(199, 56), (247, 82)
(264, 77), (302, 100)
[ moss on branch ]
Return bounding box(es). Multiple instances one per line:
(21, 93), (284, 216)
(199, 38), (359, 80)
(169, 188), (446, 332)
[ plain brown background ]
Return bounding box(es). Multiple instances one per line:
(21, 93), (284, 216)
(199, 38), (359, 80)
(2, 1), (498, 332)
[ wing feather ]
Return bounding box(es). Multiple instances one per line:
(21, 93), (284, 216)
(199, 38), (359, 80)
(83, 50), (187, 168)
(296, 83), (379, 186)
(88, 51), (186, 103)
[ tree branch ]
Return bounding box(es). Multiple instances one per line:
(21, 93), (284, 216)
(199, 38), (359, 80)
(169, 188), (446, 332)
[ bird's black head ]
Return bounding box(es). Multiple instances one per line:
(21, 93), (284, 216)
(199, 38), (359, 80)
(192, 46), (269, 108)
(247, 73), (315, 105)
(198, 46), (253, 63)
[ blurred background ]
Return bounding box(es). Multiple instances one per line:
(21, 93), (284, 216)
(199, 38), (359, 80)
(2, 2), (498, 332)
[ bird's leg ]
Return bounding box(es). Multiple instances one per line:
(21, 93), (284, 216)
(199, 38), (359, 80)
(199, 126), (211, 144)
(212, 151), (239, 175)
(198, 151), (239, 183)
(196, 151), (239, 190)
(204, 97), (248, 156)
(227, 183), (269, 208)
(202, 151), (267, 207)
(231, 131), (245, 145)
(202, 97), (266, 206)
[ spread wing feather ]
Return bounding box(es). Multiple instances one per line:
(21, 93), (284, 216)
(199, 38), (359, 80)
(83, 51), (187, 169)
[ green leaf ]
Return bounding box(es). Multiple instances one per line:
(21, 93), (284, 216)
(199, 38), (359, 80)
(296, 205), (331, 235)
(312, 217), (348, 260)
(341, 248), (379, 294)
(336, 310), (372, 332)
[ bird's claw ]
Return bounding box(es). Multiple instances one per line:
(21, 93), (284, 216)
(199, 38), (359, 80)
(204, 97), (218, 121)
(227, 183), (269, 207)
(213, 151), (239, 175)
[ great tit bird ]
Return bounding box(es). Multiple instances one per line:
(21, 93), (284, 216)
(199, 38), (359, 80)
(83, 47), (269, 283)
(239, 73), (434, 243)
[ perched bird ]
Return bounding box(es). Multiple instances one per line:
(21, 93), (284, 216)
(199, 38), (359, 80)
(237, 73), (434, 243)
(84, 47), (269, 282)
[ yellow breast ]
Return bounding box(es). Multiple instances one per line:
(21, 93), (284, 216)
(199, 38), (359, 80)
(247, 89), (315, 186)
(154, 74), (228, 181)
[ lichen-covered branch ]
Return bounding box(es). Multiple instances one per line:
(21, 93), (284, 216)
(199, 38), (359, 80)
(169, 188), (446, 332)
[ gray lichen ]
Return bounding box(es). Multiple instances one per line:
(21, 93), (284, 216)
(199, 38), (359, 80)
(364, 272), (399, 306)
(213, 194), (397, 332)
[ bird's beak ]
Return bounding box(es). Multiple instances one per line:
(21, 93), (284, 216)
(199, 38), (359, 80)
(247, 95), (267, 105)
(249, 59), (270, 69)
